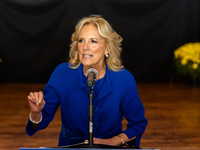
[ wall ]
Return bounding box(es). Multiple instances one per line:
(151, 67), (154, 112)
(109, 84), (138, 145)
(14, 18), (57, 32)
(0, 0), (199, 82)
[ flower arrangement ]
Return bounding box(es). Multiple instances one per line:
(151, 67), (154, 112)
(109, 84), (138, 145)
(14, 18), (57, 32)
(174, 42), (200, 79)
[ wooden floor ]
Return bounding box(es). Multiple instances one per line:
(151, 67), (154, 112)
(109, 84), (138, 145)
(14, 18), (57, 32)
(0, 82), (200, 150)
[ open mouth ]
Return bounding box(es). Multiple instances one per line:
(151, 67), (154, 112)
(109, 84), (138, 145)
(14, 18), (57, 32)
(83, 54), (93, 58)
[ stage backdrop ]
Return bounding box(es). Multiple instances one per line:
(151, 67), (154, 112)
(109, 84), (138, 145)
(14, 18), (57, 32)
(0, 0), (199, 82)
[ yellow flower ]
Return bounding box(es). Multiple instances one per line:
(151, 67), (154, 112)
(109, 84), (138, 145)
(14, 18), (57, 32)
(181, 58), (187, 65)
(192, 63), (198, 70)
(174, 51), (178, 58)
(194, 42), (200, 52)
(174, 42), (200, 78)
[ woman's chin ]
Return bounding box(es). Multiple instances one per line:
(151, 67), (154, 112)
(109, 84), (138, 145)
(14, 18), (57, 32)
(81, 61), (93, 67)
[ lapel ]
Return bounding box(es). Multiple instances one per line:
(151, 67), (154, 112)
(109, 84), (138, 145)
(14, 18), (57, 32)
(95, 65), (113, 103)
(77, 64), (88, 90)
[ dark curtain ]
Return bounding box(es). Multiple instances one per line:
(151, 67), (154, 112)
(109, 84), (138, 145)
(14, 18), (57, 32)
(0, 0), (199, 82)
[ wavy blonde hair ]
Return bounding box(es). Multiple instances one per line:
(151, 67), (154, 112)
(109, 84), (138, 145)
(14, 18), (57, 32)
(69, 15), (124, 71)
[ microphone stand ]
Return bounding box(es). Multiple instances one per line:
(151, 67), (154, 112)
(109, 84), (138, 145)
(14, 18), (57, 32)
(88, 86), (94, 146)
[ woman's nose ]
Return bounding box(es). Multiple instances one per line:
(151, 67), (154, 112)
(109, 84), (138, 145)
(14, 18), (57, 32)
(83, 41), (89, 50)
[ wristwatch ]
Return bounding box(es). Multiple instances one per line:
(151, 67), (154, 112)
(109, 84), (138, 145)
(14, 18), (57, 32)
(117, 135), (125, 145)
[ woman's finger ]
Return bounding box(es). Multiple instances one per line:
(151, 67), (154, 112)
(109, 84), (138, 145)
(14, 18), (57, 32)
(28, 92), (40, 106)
(29, 92), (35, 99)
(27, 95), (38, 105)
(38, 91), (44, 105)
(33, 92), (39, 105)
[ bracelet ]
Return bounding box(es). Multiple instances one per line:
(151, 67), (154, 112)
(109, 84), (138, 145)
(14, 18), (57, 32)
(29, 112), (42, 124)
(117, 135), (125, 145)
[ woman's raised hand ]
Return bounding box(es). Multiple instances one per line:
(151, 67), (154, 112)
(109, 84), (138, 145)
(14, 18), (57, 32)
(27, 91), (45, 113)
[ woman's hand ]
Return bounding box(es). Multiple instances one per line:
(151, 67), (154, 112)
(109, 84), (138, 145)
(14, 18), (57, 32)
(93, 133), (136, 147)
(93, 136), (121, 146)
(27, 91), (45, 112)
(27, 91), (45, 124)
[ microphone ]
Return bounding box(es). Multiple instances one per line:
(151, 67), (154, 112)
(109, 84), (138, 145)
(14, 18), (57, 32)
(86, 68), (98, 87)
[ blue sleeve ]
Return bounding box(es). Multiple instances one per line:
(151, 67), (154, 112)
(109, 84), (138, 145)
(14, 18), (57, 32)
(121, 72), (148, 143)
(26, 85), (60, 136)
(26, 64), (65, 136)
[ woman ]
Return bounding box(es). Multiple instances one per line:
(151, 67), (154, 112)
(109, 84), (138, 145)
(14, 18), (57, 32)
(26, 15), (148, 147)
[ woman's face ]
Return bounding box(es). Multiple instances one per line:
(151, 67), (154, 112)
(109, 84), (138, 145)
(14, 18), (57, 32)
(78, 23), (108, 69)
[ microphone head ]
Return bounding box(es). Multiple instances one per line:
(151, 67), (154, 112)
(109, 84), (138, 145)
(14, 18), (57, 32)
(86, 68), (98, 87)
(86, 68), (98, 77)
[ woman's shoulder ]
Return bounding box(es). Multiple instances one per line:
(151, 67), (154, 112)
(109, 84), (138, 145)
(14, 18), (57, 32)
(49, 63), (77, 81)
(110, 68), (134, 79)
(109, 68), (137, 86)
(46, 63), (79, 88)
(54, 62), (70, 72)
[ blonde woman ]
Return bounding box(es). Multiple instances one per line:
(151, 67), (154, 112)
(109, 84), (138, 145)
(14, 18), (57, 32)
(26, 15), (147, 148)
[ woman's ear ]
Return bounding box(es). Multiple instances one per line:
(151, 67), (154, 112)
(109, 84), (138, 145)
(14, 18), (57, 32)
(105, 46), (109, 57)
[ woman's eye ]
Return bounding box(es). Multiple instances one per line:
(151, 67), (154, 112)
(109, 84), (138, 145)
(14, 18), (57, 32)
(91, 40), (97, 43)
(78, 39), (84, 43)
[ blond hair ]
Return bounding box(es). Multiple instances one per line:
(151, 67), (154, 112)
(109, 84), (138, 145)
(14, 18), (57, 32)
(69, 15), (124, 71)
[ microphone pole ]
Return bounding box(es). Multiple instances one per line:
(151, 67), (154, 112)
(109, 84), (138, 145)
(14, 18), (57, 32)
(86, 68), (97, 146)
(88, 86), (94, 145)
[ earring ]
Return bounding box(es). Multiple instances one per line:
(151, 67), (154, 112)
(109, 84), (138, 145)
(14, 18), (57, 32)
(105, 54), (109, 57)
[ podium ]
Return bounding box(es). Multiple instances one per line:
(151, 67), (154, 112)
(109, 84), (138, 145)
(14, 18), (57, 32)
(20, 144), (159, 150)
(20, 148), (158, 150)
(20, 143), (158, 150)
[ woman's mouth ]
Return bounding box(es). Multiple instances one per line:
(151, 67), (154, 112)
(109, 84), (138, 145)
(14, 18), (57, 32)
(83, 54), (93, 58)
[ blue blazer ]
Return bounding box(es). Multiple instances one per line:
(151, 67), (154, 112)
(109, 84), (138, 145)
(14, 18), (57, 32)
(26, 63), (148, 147)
